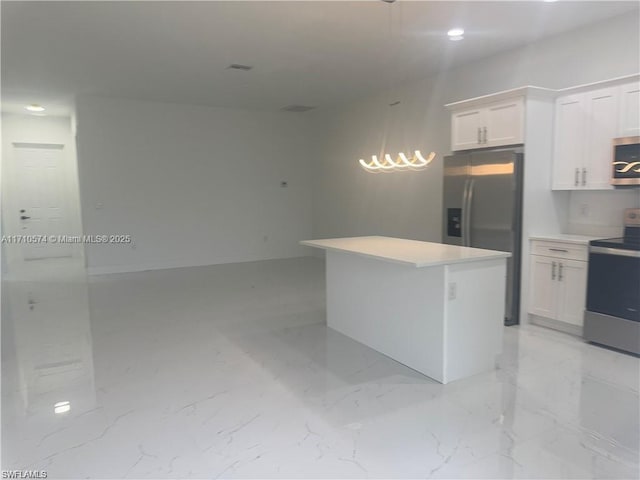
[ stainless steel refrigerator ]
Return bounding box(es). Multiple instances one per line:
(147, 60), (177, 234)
(442, 148), (523, 326)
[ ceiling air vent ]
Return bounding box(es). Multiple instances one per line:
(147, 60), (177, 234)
(281, 105), (316, 113)
(227, 64), (253, 71)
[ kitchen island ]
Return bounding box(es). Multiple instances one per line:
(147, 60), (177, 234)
(301, 236), (510, 384)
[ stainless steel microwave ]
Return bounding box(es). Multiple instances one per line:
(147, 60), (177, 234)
(612, 136), (640, 186)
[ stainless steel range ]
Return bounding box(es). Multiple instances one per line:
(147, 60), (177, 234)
(584, 208), (640, 355)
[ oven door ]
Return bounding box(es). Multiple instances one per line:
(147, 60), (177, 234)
(587, 247), (640, 322)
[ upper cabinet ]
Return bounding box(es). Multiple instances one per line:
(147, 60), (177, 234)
(585, 87), (618, 190)
(485, 98), (525, 147)
(552, 94), (587, 190)
(552, 78), (640, 191)
(450, 97), (524, 151)
(451, 106), (485, 151)
(619, 82), (640, 137)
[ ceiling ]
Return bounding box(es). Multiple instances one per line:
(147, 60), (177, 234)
(2, 1), (638, 116)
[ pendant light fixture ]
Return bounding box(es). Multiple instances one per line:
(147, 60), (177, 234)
(359, 151), (435, 172)
(358, 0), (436, 173)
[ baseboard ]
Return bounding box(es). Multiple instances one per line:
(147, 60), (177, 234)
(88, 262), (187, 275)
(87, 254), (318, 276)
(529, 314), (583, 337)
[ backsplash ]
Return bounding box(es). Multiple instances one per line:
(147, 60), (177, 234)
(567, 189), (640, 237)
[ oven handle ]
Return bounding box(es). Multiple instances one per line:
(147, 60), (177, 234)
(590, 246), (640, 258)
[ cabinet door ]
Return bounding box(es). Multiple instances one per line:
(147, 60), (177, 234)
(452, 108), (484, 151)
(618, 82), (640, 137)
(584, 87), (617, 190)
(484, 97), (525, 148)
(529, 255), (557, 319)
(552, 94), (587, 190)
(556, 259), (588, 327)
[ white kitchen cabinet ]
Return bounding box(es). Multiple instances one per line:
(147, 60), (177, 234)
(552, 88), (616, 190)
(484, 98), (525, 148)
(618, 81), (640, 137)
(450, 97), (524, 151)
(556, 259), (588, 327)
(529, 255), (557, 319)
(528, 240), (588, 328)
(585, 87), (618, 190)
(552, 94), (587, 190)
(451, 107), (484, 151)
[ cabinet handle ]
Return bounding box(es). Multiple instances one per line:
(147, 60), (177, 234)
(483, 126), (487, 144)
(549, 248), (568, 253)
(477, 127), (482, 144)
(558, 262), (564, 281)
(574, 168), (579, 187)
(551, 261), (556, 280)
(582, 168), (587, 186)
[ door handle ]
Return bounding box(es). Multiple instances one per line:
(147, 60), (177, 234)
(20, 215), (31, 220)
(558, 262), (564, 281)
(477, 127), (481, 144)
(581, 168), (587, 186)
(551, 261), (556, 280)
(574, 168), (579, 187)
(483, 127), (487, 144)
(465, 179), (475, 247)
(461, 179), (470, 246)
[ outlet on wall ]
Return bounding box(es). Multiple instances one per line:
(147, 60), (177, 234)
(448, 282), (457, 301)
(580, 203), (590, 217)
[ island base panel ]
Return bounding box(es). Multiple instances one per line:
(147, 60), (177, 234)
(325, 251), (505, 384)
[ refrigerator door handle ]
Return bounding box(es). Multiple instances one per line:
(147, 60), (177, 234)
(461, 178), (470, 246)
(465, 179), (475, 247)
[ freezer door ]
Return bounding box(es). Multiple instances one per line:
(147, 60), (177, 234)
(442, 154), (470, 247)
(468, 150), (523, 325)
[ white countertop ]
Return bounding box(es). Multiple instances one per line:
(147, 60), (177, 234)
(529, 234), (602, 245)
(300, 236), (510, 268)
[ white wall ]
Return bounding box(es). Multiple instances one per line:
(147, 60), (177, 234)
(75, 96), (315, 274)
(567, 190), (640, 237)
(312, 12), (640, 242)
(1, 114), (84, 268)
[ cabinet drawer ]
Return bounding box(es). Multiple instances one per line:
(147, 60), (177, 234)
(530, 240), (588, 261)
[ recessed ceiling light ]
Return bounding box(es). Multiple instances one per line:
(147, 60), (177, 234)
(54, 400), (71, 414)
(25, 104), (45, 112)
(447, 28), (465, 41)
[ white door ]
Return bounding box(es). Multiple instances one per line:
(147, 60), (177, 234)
(552, 94), (586, 190)
(584, 88), (617, 190)
(528, 255), (557, 319)
(556, 259), (588, 327)
(12, 144), (73, 260)
(484, 97), (524, 148)
(618, 82), (640, 137)
(451, 108), (484, 151)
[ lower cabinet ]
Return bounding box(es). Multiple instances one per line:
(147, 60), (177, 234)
(529, 241), (588, 327)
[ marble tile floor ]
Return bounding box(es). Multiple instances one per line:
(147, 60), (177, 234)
(1, 256), (638, 479)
